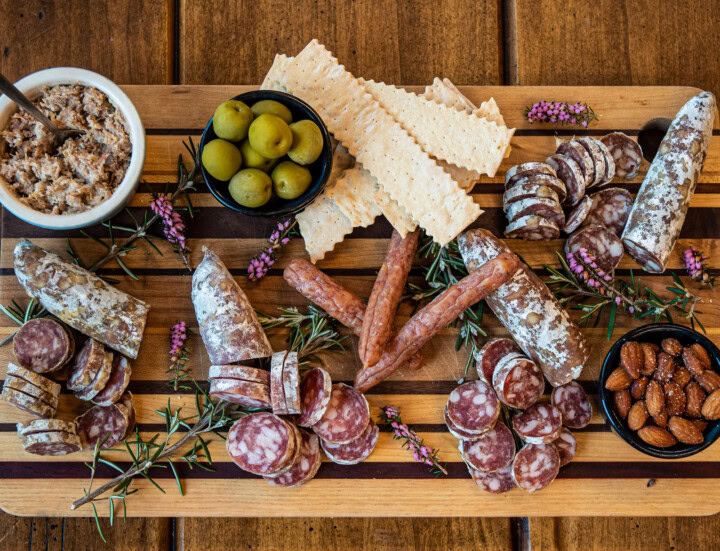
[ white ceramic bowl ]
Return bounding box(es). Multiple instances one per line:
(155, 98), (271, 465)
(0, 68), (145, 229)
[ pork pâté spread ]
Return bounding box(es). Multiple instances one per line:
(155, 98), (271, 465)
(0, 84), (131, 215)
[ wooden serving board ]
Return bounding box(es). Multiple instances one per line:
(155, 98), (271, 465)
(1, 85), (719, 518)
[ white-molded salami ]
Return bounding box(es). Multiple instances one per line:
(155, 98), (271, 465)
(512, 403), (563, 444)
(584, 187), (633, 236)
(504, 215), (560, 241)
(566, 224), (624, 273)
(6, 363), (60, 395)
(446, 380), (500, 434)
(563, 195), (592, 234)
(551, 381), (593, 429)
(469, 464), (516, 494)
(13, 318), (72, 374)
(578, 137), (607, 187)
(506, 197), (565, 228)
(546, 154), (585, 207)
(75, 350), (114, 401)
(92, 355), (131, 407)
(600, 132), (643, 180)
(556, 140), (593, 186)
(594, 138), (616, 185)
(506, 173), (567, 204)
(67, 339), (105, 391)
(76, 403), (129, 449)
(459, 421), (515, 472)
(3, 376), (59, 409)
(280, 351), (301, 415)
(551, 427), (577, 467)
(227, 413), (296, 476)
(313, 383), (370, 444)
(492, 353), (544, 409)
(296, 367), (333, 428)
(1, 385), (55, 418)
(209, 378), (272, 409)
(474, 338), (521, 383)
(503, 183), (560, 209)
(209, 365), (270, 385)
(512, 443), (560, 492)
(17, 418), (77, 437)
(321, 419), (379, 465)
(265, 428), (322, 487)
(505, 162), (556, 187)
(21, 431), (82, 456)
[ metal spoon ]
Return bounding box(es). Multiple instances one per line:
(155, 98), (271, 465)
(0, 72), (85, 150)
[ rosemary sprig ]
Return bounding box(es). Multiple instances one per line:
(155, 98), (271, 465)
(0, 298), (49, 347)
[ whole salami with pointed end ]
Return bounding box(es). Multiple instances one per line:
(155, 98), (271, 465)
(459, 229), (590, 387)
(563, 195), (592, 234)
(296, 368), (332, 428)
(92, 355), (131, 407)
(601, 132), (643, 180)
(13, 240), (149, 359)
(503, 183), (560, 208)
(322, 419), (379, 465)
(546, 154), (585, 207)
(551, 427), (577, 466)
(446, 380), (500, 434)
(506, 197), (565, 228)
(21, 431), (82, 456)
(13, 318), (72, 374)
(505, 162), (556, 187)
(76, 403), (129, 449)
(210, 378), (272, 409)
(512, 443), (560, 492)
(265, 429), (322, 487)
(459, 422), (515, 472)
(622, 92), (716, 273)
(556, 140), (593, 186)
(227, 413), (297, 476)
(584, 187), (633, 236)
(513, 404), (563, 444)
(313, 383), (370, 444)
(469, 464), (516, 494)
(566, 224), (624, 273)
(492, 353), (545, 409)
(506, 173), (567, 204)
(192, 247), (272, 364)
(475, 338), (521, 383)
(67, 339), (105, 391)
(504, 215), (560, 241)
(551, 381), (593, 429)
(209, 365), (270, 385)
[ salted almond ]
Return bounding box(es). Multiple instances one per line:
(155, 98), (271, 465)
(683, 347), (705, 377)
(627, 400), (649, 431)
(673, 367), (692, 389)
(661, 338), (683, 357)
(701, 389), (720, 420)
(690, 420), (708, 433)
(654, 353), (675, 384)
(664, 382), (686, 417)
(605, 367), (632, 391)
(631, 376), (649, 400)
(685, 382), (707, 418)
(637, 426), (677, 448)
(695, 370), (720, 394)
(620, 341), (643, 379)
(668, 416), (704, 445)
(640, 343), (658, 376)
(613, 389), (631, 419)
(646, 379), (665, 417)
(653, 409), (668, 429)
(690, 343), (712, 370)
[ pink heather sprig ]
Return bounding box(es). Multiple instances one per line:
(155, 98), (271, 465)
(248, 218), (297, 281)
(684, 247), (717, 288)
(150, 196), (191, 269)
(168, 321), (191, 391)
(525, 101), (600, 127)
(379, 405), (447, 476)
(566, 248), (636, 312)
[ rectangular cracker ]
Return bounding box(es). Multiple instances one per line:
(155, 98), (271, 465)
(370, 178), (417, 237)
(261, 54), (292, 91)
(295, 195), (353, 263)
(325, 167), (382, 227)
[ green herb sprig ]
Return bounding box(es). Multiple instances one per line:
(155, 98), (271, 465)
(0, 298), (48, 347)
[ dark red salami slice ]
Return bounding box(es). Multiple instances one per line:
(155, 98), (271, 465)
(13, 318), (72, 374)
(506, 197), (565, 228)
(74, 350), (114, 401)
(312, 383), (370, 444)
(446, 380), (500, 434)
(296, 367), (332, 428)
(118, 392), (136, 440)
(445, 405), (483, 440)
(512, 403), (563, 444)
(492, 353), (545, 409)
(584, 187), (633, 236)
(546, 154), (585, 207)
(321, 419), (379, 464)
(21, 431), (82, 456)
(556, 140), (593, 186)
(459, 421), (515, 472)
(551, 427), (577, 467)
(474, 338), (521, 383)
(469, 464), (516, 494)
(208, 365), (270, 385)
(505, 162), (556, 187)
(67, 338), (105, 391)
(512, 443), (560, 492)
(594, 138), (616, 185)
(504, 215), (560, 241)
(209, 378), (272, 409)
(506, 173), (567, 204)
(551, 381), (593, 429)
(563, 195), (592, 234)
(565, 224), (624, 273)
(226, 412), (296, 476)
(265, 429), (322, 487)
(578, 137), (607, 188)
(76, 403), (129, 450)
(503, 183), (560, 208)
(600, 132), (643, 179)
(92, 355), (131, 407)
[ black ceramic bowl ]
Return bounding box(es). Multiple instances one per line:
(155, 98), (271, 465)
(599, 323), (720, 459)
(200, 90), (333, 217)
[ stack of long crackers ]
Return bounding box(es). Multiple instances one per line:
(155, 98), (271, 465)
(261, 40), (514, 263)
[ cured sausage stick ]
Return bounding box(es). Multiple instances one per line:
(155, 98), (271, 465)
(358, 229), (420, 367)
(283, 259), (423, 371)
(354, 252), (520, 393)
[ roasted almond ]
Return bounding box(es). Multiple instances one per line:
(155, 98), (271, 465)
(605, 367), (632, 391)
(668, 416), (704, 445)
(637, 426), (677, 448)
(645, 379), (665, 417)
(701, 389), (720, 420)
(654, 352), (675, 384)
(673, 366), (692, 389)
(695, 370), (720, 393)
(690, 343), (712, 370)
(627, 400), (649, 431)
(690, 420), (708, 433)
(661, 337), (683, 357)
(613, 389), (631, 419)
(631, 376), (649, 400)
(683, 346), (705, 377)
(664, 382), (686, 417)
(620, 341), (643, 379)
(653, 409), (668, 429)
(685, 382), (706, 418)
(640, 342), (658, 376)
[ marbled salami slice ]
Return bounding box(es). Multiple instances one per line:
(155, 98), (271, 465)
(594, 138), (616, 185)
(550, 427), (577, 467)
(563, 195), (592, 234)
(75, 350), (114, 401)
(503, 183), (560, 209)
(506, 173), (567, 204)
(76, 403), (129, 449)
(265, 429), (322, 487)
(578, 137), (607, 188)
(551, 381), (592, 429)
(226, 412), (296, 475)
(459, 421), (515, 472)
(13, 318), (72, 374)
(504, 215), (560, 241)
(505, 162), (556, 187)
(446, 380), (500, 434)
(512, 404), (563, 444)
(512, 443), (560, 492)
(6, 363), (61, 395)
(474, 337), (521, 383)
(21, 431), (81, 456)
(296, 367), (333, 428)
(601, 132), (643, 179)
(209, 378), (272, 409)
(118, 392), (136, 440)
(556, 140), (593, 186)
(584, 187), (633, 236)
(546, 154), (585, 207)
(280, 351), (301, 415)
(67, 339), (105, 391)
(92, 355), (131, 407)
(17, 418), (77, 437)
(1, 386), (55, 418)
(506, 197), (565, 228)
(469, 464), (516, 494)
(312, 383), (370, 444)
(492, 353), (544, 409)
(208, 365), (270, 385)
(3, 376), (59, 409)
(321, 419), (379, 465)
(565, 224), (624, 273)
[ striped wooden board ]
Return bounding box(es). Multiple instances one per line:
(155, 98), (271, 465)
(1, 86), (719, 518)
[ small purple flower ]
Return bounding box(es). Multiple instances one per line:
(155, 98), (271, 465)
(248, 218), (296, 281)
(526, 101), (599, 127)
(151, 196), (188, 251)
(170, 321), (187, 357)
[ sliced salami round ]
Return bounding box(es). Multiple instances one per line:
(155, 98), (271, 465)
(13, 318), (72, 374)
(551, 427), (577, 467)
(512, 403), (563, 444)
(506, 173), (567, 204)
(296, 367), (333, 428)
(6, 363), (61, 395)
(459, 421), (515, 472)
(209, 378), (272, 409)
(551, 381), (593, 429)
(556, 140), (593, 186)
(503, 183), (560, 209)
(584, 187), (633, 236)
(446, 380), (500, 434)
(563, 195), (593, 234)
(92, 355), (131, 407)
(265, 429), (322, 487)
(505, 162), (556, 187)
(594, 138), (616, 185)
(546, 154), (585, 207)
(67, 339), (105, 391)
(209, 364), (270, 385)
(280, 352), (301, 415)
(322, 419), (379, 465)
(270, 351), (288, 415)
(492, 353), (545, 409)
(3, 376), (59, 409)
(312, 383), (370, 444)
(504, 215), (560, 241)
(2, 385), (55, 418)
(444, 405), (484, 440)
(17, 418), (77, 437)
(118, 392), (136, 440)
(227, 412), (296, 476)
(600, 132), (643, 179)
(76, 403), (129, 450)
(469, 464), (516, 494)
(507, 197), (565, 228)
(75, 350), (114, 401)
(512, 443), (560, 492)
(578, 138), (607, 187)
(21, 431), (81, 456)
(474, 338), (521, 383)
(565, 224), (624, 273)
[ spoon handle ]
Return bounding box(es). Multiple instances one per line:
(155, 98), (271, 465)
(0, 73), (59, 134)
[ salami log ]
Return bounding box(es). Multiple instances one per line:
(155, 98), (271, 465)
(469, 464), (516, 494)
(210, 378), (272, 409)
(208, 365), (270, 385)
(67, 338), (105, 391)
(512, 443), (560, 492)
(75, 350), (114, 401)
(227, 413), (297, 476)
(601, 132), (643, 180)
(492, 352), (544, 409)
(265, 429), (322, 487)
(446, 380), (500, 434)
(546, 154), (585, 207)
(92, 355), (131, 407)
(192, 247), (272, 364)
(504, 215), (560, 241)
(578, 137), (607, 188)
(354, 253), (520, 392)
(551, 381), (592, 429)
(313, 383), (370, 444)
(76, 403), (129, 449)
(6, 363), (61, 395)
(506, 173), (567, 204)
(296, 367), (333, 428)
(503, 183), (560, 208)
(563, 195), (592, 234)
(444, 405), (483, 440)
(359, 229), (420, 367)
(459, 421), (515, 472)
(321, 419), (379, 465)
(459, 229), (590, 386)
(505, 162), (556, 187)
(21, 431), (82, 456)
(556, 140), (593, 186)
(512, 403), (563, 444)
(621, 92), (716, 273)
(13, 240), (149, 359)
(584, 187), (633, 236)
(551, 427), (577, 467)
(566, 224), (624, 273)
(1, 384), (56, 417)
(474, 337), (521, 383)
(13, 318), (72, 373)
(506, 197), (565, 228)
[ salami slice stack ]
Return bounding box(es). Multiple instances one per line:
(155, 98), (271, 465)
(2, 363), (61, 418)
(269, 351), (301, 415)
(17, 419), (82, 456)
(209, 364), (272, 409)
(68, 339), (132, 406)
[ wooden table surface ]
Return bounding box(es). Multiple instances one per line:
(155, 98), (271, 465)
(1, 1), (720, 549)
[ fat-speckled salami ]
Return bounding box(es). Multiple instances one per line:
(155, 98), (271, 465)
(227, 412), (296, 475)
(469, 464), (516, 494)
(505, 162), (556, 187)
(459, 422), (515, 472)
(504, 215), (560, 241)
(209, 378), (272, 409)
(192, 247), (272, 364)
(563, 195), (592, 234)
(17, 418), (77, 437)
(67, 339), (105, 391)
(13, 318), (72, 374)
(551, 427), (577, 466)
(503, 183), (560, 208)
(444, 405), (483, 440)
(6, 363), (60, 395)
(208, 365), (270, 385)
(622, 93), (715, 273)
(312, 383), (370, 444)
(92, 355), (131, 407)
(280, 351), (301, 415)
(21, 431), (81, 456)
(601, 132), (643, 179)
(119, 392), (136, 440)
(3, 376), (59, 409)
(578, 137), (607, 187)
(76, 403), (129, 449)
(556, 140), (593, 186)
(265, 429), (322, 487)
(546, 154), (585, 207)
(594, 138), (616, 185)
(584, 187), (633, 236)
(321, 419), (379, 465)
(492, 353), (544, 409)
(296, 367), (332, 428)
(13, 240), (149, 359)
(506, 173), (567, 204)
(551, 381), (593, 429)
(512, 404), (563, 444)
(474, 338), (521, 383)
(506, 197), (565, 228)
(565, 224), (624, 273)
(1, 385), (55, 418)
(75, 350), (114, 401)
(446, 380), (500, 434)
(512, 443), (560, 492)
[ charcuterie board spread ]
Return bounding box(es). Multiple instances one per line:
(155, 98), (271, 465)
(1, 42), (720, 518)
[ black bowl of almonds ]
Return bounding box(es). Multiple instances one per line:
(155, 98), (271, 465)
(599, 324), (720, 459)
